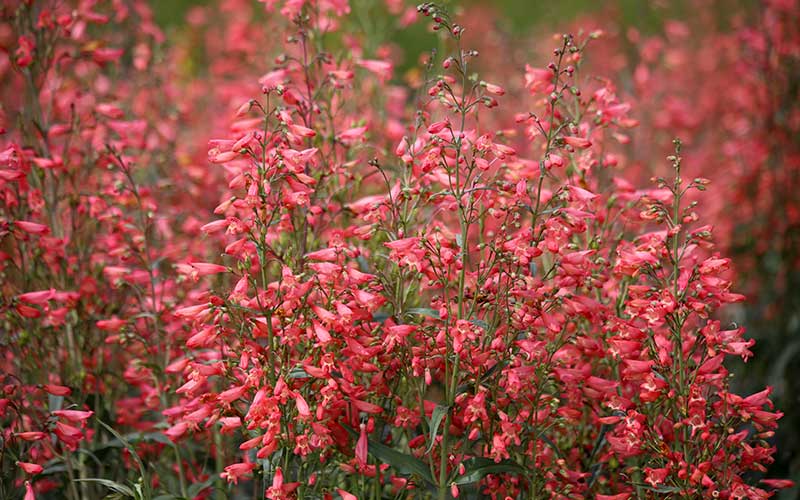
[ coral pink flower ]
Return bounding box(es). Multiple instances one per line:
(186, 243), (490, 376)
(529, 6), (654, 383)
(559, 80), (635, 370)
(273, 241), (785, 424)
(17, 462), (43, 475)
(220, 462), (255, 484)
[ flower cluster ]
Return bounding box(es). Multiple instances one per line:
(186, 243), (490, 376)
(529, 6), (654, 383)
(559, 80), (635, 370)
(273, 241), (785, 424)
(0, 0), (796, 499)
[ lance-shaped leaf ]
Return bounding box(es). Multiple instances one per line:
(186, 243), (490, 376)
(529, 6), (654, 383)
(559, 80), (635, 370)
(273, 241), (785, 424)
(426, 405), (449, 454)
(453, 457), (528, 486)
(344, 425), (434, 485)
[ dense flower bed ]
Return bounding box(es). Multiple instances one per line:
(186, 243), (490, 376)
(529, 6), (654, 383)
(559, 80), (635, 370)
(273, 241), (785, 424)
(1, 0), (797, 499)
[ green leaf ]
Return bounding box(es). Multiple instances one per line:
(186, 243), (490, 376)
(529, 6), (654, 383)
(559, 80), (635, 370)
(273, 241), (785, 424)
(425, 405), (449, 454)
(97, 420), (150, 497)
(453, 457), (527, 486)
(407, 307), (440, 319)
(469, 318), (489, 330)
(142, 431), (173, 446)
(131, 312), (157, 321)
(539, 433), (565, 460)
(456, 359), (508, 396)
(187, 476), (217, 497)
(133, 481), (145, 500)
(93, 431), (171, 452)
(368, 439), (435, 485)
(75, 478), (134, 497)
(288, 366), (311, 379)
(48, 394), (64, 412)
(373, 311), (390, 323)
(640, 485), (682, 493)
(41, 463), (67, 475)
(357, 255), (370, 273)
(343, 425), (434, 485)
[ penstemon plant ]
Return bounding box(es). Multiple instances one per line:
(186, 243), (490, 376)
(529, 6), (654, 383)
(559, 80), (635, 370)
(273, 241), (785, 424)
(0, 0), (796, 499)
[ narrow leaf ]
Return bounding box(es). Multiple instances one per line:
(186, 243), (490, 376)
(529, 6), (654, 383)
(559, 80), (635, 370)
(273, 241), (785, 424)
(454, 457), (527, 486)
(407, 307), (440, 319)
(288, 366), (311, 379)
(368, 439), (435, 485)
(97, 419), (150, 498)
(343, 425), (434, 485)
(75, 478), (134, 497)
(425, 405), (449, 454)
(187, 476), (217, 497)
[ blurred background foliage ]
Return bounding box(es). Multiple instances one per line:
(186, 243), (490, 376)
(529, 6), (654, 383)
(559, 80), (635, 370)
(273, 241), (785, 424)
(149, 1), (798, 498)
(151, 0), (760, 82)
(152, 0), (755, 32)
